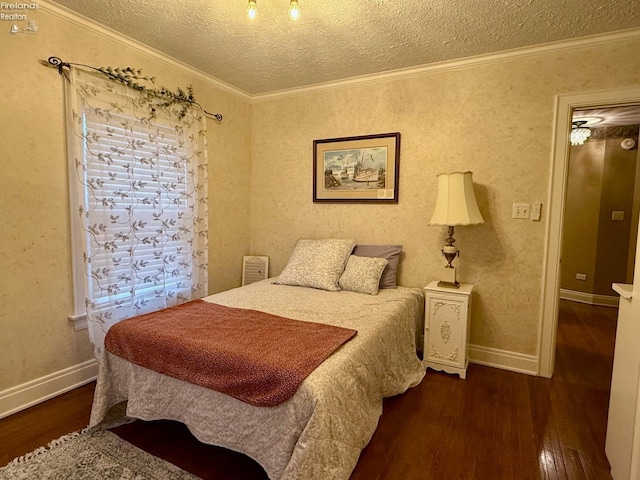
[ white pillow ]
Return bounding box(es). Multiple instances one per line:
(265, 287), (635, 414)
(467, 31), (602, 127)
(338, 255), (388, 295)
(275, 239), (356, 291)
(352, 244), (402, 288)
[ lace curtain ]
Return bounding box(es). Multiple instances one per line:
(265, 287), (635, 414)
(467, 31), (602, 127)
(65, 67), (208, 355)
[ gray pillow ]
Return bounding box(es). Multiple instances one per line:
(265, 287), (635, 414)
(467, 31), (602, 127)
(339, 255), (388, 295)
(352, 245), (402, 288)
(275, 239), (356, 291)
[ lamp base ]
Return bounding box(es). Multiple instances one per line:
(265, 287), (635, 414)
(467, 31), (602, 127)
(437, 266), (460, 289)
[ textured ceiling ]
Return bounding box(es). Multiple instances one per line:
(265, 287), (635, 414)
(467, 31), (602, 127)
(574, 106), (640, 127)
(49, 0), (640, 95)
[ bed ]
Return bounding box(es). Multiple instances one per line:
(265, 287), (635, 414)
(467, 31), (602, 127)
(89, 241), (426, 480)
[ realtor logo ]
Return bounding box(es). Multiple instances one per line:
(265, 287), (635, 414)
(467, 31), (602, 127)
(8, 18), (36, 33)
(2, 2), (39, 34)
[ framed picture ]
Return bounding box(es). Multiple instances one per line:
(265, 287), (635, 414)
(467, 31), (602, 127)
(313, 132), (401, 203)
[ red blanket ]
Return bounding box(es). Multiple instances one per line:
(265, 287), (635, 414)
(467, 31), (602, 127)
(104, 300), (357, 407)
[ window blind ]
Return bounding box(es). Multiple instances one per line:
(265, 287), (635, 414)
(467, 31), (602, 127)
(79, 108), (195, 310)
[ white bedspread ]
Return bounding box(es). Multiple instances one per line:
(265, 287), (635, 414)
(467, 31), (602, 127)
(90, 279), (426, 480)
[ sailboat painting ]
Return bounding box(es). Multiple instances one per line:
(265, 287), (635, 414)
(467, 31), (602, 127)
(313, 132), (401, 203)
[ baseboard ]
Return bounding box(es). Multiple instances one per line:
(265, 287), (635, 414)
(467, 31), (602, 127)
(0, 347), (537, 417)
(0, 359), (98, 420)
(559, 288), (619, 307)
(469, 344), (539, 376)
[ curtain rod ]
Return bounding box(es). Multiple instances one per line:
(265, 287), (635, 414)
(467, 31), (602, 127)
(44, 56), (223, 122)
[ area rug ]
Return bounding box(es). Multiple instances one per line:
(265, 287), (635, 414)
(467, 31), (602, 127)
(0, 428), (198, 479)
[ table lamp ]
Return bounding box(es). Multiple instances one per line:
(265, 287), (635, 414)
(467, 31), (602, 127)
(428, 171), (484, 288)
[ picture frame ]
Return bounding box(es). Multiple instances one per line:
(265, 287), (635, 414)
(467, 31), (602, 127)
(313, 132), (401, 203)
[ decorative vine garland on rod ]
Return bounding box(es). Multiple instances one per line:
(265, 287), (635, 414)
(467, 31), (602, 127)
(42, 56), (223, 122)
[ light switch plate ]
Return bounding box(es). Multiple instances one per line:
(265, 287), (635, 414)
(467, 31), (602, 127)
(612, 211), (624, 221)
(512, 203), (530, 219)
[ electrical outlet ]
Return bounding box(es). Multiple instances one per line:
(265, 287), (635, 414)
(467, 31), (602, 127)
(576, 273), (587, 281)
(612, 211), (624, 221)
(512, 203), (530, 219)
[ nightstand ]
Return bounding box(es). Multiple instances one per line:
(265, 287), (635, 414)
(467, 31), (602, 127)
(424, 281), (473, 379)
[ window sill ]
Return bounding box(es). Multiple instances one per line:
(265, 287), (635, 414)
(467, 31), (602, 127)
(68, 313), (88, 331)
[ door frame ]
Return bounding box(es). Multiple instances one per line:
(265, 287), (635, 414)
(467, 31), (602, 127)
(538, 86), (640, 378)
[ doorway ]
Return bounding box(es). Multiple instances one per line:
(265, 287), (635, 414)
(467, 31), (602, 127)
(539, 86), (640, 378)
(560, 105), (640, 308)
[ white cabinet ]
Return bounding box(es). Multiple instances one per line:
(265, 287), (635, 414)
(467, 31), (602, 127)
(606, 284), (640, 479)
(423, 281), (473, 379)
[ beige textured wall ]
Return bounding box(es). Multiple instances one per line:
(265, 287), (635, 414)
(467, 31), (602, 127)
(250, 38), (640, 356)
(562, 136), (639, 296)
(0, 9), (251, 390)
(594, 138), (638, 295)
(561, 142), (605, 293)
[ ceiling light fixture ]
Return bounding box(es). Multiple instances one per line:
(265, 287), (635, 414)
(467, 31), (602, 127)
(288, 0), (301, 20)
(246, 0), (301, 21)
(246, 0), (258, 20)
(570, 120), (591, 146)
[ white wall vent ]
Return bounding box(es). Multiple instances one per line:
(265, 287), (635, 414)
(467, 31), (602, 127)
(242, 256), (269, 286)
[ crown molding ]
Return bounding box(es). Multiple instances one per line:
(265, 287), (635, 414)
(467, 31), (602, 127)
(253, 27), (640, 102)
(39, 0), (252, 101)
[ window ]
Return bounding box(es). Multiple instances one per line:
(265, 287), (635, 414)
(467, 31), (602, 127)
(80, 110), (194, 305)
(66, 68), (208, 352)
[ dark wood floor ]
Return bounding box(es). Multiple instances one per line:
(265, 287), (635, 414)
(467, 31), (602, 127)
(0, 299), (617, 479)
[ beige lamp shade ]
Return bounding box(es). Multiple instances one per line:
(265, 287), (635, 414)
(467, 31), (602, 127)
(428, 171), (484, 226)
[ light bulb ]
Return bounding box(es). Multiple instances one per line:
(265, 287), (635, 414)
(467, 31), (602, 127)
(570, 121), (591, 146)
(288, 0), (300, 20)
(246, 0), (258, 20)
